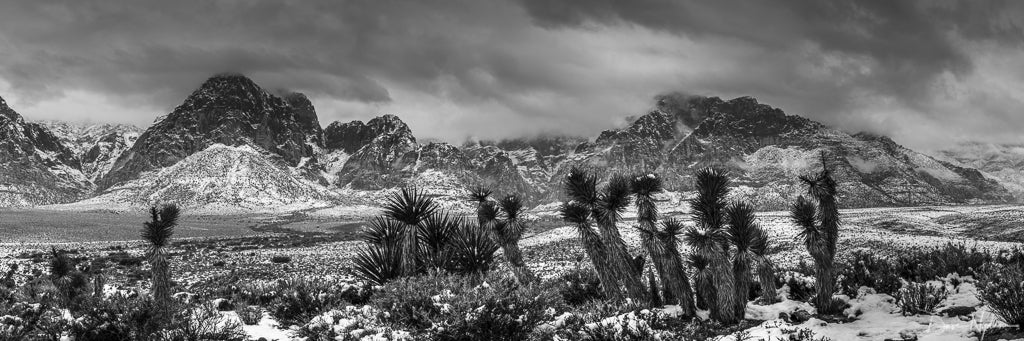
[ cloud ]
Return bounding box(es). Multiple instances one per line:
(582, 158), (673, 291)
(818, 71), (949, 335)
(0, 0), (1022, 148)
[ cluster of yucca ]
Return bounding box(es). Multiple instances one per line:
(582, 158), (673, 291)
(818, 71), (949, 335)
(469, 186), (536, 284)
(683, 168), (775, 324)
(559, 166), (776, 324)
(789, 155), (843, 314)
(352, 187), (500, 286)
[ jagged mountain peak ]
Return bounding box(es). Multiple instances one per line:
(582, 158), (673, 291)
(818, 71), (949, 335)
(324, 114), (415, 153)
(98, 73), (321, 190)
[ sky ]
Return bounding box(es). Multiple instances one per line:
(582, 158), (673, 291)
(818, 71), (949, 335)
(0, 0), (1022, 150)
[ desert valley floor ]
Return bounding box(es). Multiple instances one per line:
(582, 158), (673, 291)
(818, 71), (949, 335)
(3, 204), (1022, 279)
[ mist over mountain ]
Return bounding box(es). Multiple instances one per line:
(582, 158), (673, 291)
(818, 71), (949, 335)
(0, 74), (1015, 210)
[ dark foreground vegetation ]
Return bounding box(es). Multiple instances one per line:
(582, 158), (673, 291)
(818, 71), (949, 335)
(1, 160), (1023, 340)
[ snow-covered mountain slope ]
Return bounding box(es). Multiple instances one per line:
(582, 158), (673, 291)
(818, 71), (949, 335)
(936, 142), (1024, 200)
(0, 97), (92, 207)
(3, 72), (1011, 211)
(543, 96), (1011, 209)
(37, 121), (142, 181)
(74, 144), (338, 212)
(98, 73), (322, 190)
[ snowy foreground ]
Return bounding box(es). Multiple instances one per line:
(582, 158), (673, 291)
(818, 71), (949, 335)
(203, 273), (1013, 341)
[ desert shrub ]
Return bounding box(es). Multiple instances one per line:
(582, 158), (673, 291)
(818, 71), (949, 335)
(976, 263), (1024, 330)
(205, 275), (370, 326)
(295, 305), (409, 341)
(160, 303), (247, 341)
(777, 271), (815, 302)
(553, 268), (604, 305)
(894, 282), (948, 316)
(235, 305), (262, 325)
(370, 271), (564, 339)
(270, 255), (292, 264)
(266, 279), (356, 327)
(837, 250), (902, 296)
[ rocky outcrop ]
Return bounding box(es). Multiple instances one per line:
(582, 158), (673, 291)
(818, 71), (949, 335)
(0, 97), (92, 206)
(99, 73), (320, 189)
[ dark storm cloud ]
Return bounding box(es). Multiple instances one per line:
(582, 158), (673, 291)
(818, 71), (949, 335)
(0, 0), (1023, 146)
(520, 0), (1023, 109)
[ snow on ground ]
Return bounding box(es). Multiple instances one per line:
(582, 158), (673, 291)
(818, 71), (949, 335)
(716, 276), (1014, 341)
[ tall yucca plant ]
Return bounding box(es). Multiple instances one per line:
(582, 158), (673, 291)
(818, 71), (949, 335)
(632, 174), (695, 315)
(594, 174), (646, 300)
(561, 200), (620, 300)
(726, 201), (764, 319)
(496, 194), (535, 283)
(687, 254), (714, 310)
(684, 225), (736, 323)
(750, 228), (778, 304)
(142, 204), (179, 319)
(687, 168), (738, 324)
(792, 156), (841, 314)
(382, 187), (437, 276)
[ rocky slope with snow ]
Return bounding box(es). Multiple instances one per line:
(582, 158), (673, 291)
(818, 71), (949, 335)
(0, 73), (1013, 211)
(37, 121), (143, 181)
(0, 97), (92, 206)
(97, 73), (322, 190)
(552, 96), (1011, 209)
(936, 142), (1024, 200)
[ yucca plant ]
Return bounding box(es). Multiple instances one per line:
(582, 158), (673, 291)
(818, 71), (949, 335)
(495, 194), (535, 283)
(48, 248), (86, 308)
(594, 174), (646, 300)
(562, 166), (645, 301)
(631, 173), (695, 315)
(448, 218), (500, 276)
(687, 253), (714, 310)
(353, 244), (402, 286)
(418, 211), (459, 270)
(141, 204), (179, 320)
(687, 167), (738, 324)
(726, 201), (764, 319)
(382, 187), (438, 276)
(791, 156), (842, 314)
(750, 229), (779, 304)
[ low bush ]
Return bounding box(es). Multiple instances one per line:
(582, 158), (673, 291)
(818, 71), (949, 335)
(895, 282), (948, 316)
(270, 255), (292, 264)
(552, 268), (604, 306)
(976, 264), (1024, 330)
(837, 250), (903, 296)
(369, 271), (565, 340)
(235, 305), (262, 325)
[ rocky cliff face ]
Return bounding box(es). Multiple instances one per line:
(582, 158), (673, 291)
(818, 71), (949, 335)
(0, 97), (92, 206)
(98, 73), (320, 189)
(936, 143), (1024, 200)
(38, 121), (143, 181)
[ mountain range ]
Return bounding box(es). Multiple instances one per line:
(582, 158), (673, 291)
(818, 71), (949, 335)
(0, 73), (1015, 211)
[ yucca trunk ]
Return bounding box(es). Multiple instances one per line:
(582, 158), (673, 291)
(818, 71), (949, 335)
(693, 267), (714, 310)
(757, 259), (779, 304)
(597, 217), (646, 301)
(150, 247), (171, 318)
(499, 238), (533, 284)
(578, 225), (622, 300)
(399, 224), (419, 276)
(665, 248), (696, 314)
(732, 253), (753, 320)
(710, 256), (738, 323)
(812, 252), (837, 313)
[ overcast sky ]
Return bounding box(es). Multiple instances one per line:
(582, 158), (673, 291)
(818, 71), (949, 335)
(1, 0), (1022, 149)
